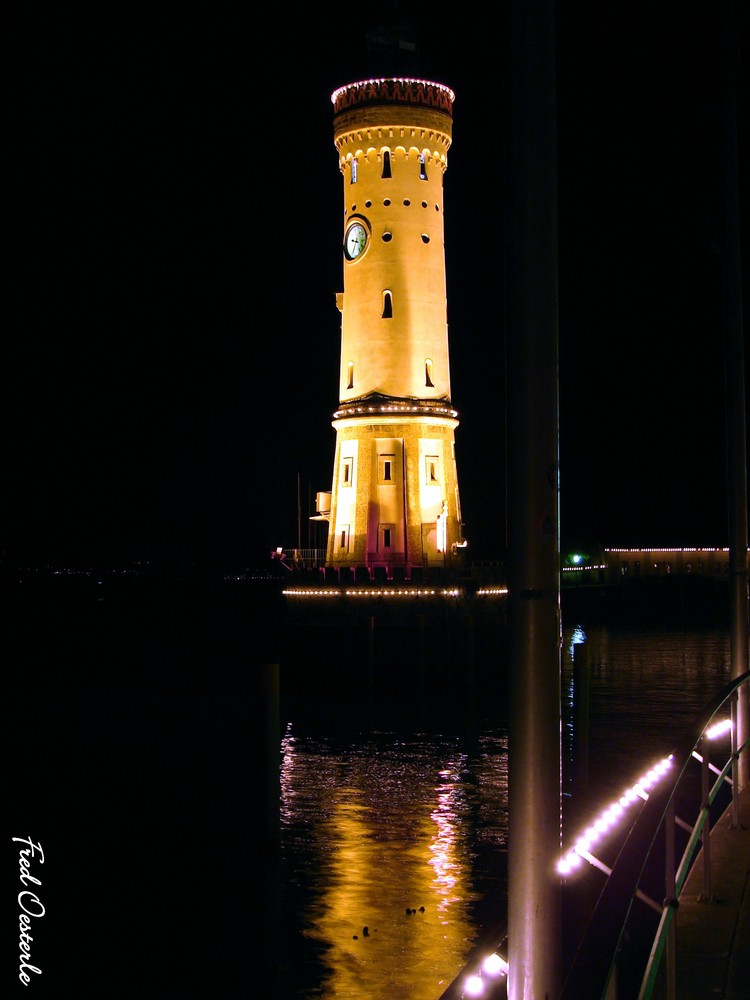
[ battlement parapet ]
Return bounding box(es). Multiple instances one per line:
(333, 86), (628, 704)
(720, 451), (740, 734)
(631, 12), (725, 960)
(331, 77), (454, 116)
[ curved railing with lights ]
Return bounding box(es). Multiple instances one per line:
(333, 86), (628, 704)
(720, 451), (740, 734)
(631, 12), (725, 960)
(559, 669), (749, 1000)
(437, 670), (748, 1000)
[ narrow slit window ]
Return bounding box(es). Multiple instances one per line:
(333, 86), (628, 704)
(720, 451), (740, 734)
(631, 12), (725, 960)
(381, 151), (391, 178)
(342, 456), (353, 486)
(379, 454), (395, 484)
(426, 456), (440, 484)
(382, 291), (393, 319)
(347, 361), (354, 389)
(377, 523), (394, 552)
(425, 359), (434, 387)
(339, 526), (350, 551)
(351, 159), (358, 183)
(419, 153), (428, 180)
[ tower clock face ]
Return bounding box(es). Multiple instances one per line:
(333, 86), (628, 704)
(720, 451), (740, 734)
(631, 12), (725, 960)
(344, 221), (368, 260)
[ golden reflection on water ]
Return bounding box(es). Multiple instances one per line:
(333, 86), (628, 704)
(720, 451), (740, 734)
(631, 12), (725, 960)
(281, 733), (499, 1000)
(278, 627), (729, 997)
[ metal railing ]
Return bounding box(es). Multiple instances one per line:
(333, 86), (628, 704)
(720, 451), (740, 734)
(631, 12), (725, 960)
(560, 669), (749, 1000)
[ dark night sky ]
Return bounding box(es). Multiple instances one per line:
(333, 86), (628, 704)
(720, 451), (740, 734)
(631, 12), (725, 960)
(6, 3), (748, 569)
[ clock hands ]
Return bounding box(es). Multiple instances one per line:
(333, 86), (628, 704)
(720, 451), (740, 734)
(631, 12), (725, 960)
(345, 222), (367, 258)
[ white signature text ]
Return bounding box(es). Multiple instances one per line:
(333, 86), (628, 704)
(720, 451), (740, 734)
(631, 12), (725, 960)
(13, 837), (45, 985)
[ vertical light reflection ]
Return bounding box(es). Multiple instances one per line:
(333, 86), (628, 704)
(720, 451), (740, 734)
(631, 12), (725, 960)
(279, 723), (300, 826)
(563, 627), (587, 792)
(475, 734), (510, 850)
(567, 625), (587, 659)
(429, 758), (469, 915)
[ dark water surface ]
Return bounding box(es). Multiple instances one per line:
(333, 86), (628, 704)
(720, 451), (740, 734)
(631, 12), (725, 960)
(7, 577), (733, 999)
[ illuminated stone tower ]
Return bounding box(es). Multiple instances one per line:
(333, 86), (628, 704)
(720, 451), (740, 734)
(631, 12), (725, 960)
(324, 78), (465, 578)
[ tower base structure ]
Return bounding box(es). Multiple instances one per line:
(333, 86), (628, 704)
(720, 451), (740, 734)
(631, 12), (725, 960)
(325, 396), (465, 579)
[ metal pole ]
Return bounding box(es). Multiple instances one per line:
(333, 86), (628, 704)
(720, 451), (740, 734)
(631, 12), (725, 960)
(731, 695), (740, 827)
(700, 737), (713, 900)
(259, 661), (280, 841)
(464, 605), (475, 694)
(504, 0), (562, 995)
(665, 798), (677, 1000)
(417, 612), (426, 697)
(256, 658), (282, 996)
(297, 472), (302, 554)
(722, 0), (749, 790)
(366, 615), (375, 700)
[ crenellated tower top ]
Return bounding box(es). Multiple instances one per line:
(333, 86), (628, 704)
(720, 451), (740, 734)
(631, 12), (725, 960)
(331, 77), (455, 115)
(331, 77), (454, 177)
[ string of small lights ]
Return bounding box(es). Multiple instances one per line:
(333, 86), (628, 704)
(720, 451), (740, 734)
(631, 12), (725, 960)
(450, 716), (734, 999)
(282, 586), (508, 598)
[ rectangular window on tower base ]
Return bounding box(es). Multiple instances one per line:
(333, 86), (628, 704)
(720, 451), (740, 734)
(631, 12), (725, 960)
(379, 524), (394, 551)
(425, 456), (440, 484)
(379, 454), (396, 484)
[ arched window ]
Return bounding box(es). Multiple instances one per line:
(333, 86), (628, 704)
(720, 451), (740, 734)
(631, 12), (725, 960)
(425, 358), (434, 387)
(351, 159), (358, 183)
(381, 151), (392, 178)
(382, 291), (393, 318)
(419, 153), (428, 180)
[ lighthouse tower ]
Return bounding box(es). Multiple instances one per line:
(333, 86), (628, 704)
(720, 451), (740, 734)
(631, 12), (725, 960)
(323, 78), (465, 578)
